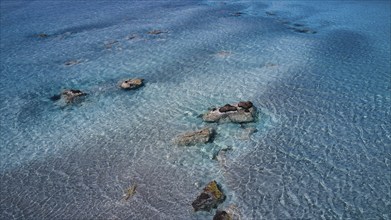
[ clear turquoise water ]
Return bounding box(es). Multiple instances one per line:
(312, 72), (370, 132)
(1, 1), (390, 219)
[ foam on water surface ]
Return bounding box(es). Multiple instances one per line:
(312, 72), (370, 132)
(1, 0), (390, 219)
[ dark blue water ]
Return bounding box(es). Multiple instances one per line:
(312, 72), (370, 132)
(1, 1), (390, 219)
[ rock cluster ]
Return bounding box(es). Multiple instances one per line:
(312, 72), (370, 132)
(174, 128), (214, 146)
(120, 78), (144, 90)
(203, 101), (256, 123)
(192, 180), (225, 212)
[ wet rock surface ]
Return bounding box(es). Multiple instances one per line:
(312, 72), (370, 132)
(203, 101), (256, 123)
(174, 128), (214, 146)
(192, 180), (225, 212)
(120, 78), (144, 90)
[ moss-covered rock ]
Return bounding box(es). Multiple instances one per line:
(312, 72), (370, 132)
(192, 180), (225, 212)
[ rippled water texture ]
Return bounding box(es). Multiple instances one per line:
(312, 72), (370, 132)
(1, 1), (390, 219)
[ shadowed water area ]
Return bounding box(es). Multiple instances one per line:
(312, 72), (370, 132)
(1, 0), (390, 219)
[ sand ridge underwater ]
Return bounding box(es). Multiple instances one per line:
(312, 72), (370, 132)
(0, 0), (390, 219)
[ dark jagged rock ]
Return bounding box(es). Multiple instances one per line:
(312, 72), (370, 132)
(203, 101), (256, 123)
(60, 89), (87, 103)
(219, 104), (237, 113)
(213, 210), (231, 220)
(120, 78), (144, 90)
(192, 180), (225, 212)
(237, 101), (253, 109)
(175, 128), (214, 146)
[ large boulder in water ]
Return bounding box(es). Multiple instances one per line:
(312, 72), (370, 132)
(192, 180), (225, 212)
(174, 128), (214, 146)
(120, 78), (144, 90)
(203, 101), (256, 123)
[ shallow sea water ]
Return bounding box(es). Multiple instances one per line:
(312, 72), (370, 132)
(0, 1), (390, 219)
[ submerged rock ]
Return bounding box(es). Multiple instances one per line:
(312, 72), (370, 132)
(216, 50), (232, 58)
(231, 12), (244, 17)
(214, 205), (241, 220)
(175, 128), (214, 146)
(36, 33), (49, 38)
(266, 11), (276, 16)
(51, 89), (86, 104)
(125, 34), (137, 40)
(192, 180), (225, 212)
(148, 30), (165, 35)
(293, 27), (317, 34)
(104, 40), (119, 49)
(212, 146), (232, 161)
(203, 101), (256, 123)
(64, 59), (81, 66)
(264, 62), (278, 68)
(50, 94), (61, 101)
(122, 183), (137, 201)
(61, 89), (87, 103)
(120, 78), (144, 90)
